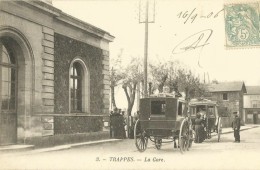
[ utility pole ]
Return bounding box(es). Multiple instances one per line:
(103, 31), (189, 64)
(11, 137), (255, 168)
(144, 0), (149, 97)
(139, 0), (155, 97)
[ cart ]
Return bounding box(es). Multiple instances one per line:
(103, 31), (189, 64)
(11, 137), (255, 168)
(189, 98), (222, 142)
(134, 93), (193, 153)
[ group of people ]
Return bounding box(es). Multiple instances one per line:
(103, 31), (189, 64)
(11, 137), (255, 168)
(110, 108), (127, 139)
(194, 109), (241, 143)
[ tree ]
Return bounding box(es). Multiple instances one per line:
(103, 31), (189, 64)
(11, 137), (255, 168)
(149, 62), (168, 93)
(121, 57), (143, 116)
(109, 49), (124, 110)
(170, 69), (205, 101)
(149, 60), (206, 100)
(149, 60), (181, 94)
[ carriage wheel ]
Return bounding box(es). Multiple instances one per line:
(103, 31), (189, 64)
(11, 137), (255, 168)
(206, 118), (211, 139)
(155, 139), (162, 150)
(134, 119), (148, 152)
(179, 119), (190, 154)
(188, 125), (194, 150)
(217, 117), (222, 142)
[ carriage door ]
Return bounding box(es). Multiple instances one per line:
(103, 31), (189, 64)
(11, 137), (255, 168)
(0, 42), (17, 145)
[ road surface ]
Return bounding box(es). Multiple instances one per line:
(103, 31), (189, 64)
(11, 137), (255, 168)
(1, 126), (260, 170)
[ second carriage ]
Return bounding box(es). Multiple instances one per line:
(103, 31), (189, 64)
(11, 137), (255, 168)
(134, 93), (193, 153)
(189, 98), (222, 142)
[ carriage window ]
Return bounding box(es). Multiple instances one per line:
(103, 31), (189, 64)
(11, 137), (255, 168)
(190, 107), (196, 115)
(208, 106), (215, 116)
(196, 106), (206, 116)
(151, 100), (166, 115)
(178, 102), (183, 116)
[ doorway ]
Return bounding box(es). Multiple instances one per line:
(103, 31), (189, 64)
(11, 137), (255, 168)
(0, 40), (17, 145)
(253, 113), (258, 124)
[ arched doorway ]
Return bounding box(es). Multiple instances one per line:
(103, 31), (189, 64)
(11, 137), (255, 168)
(0, 38), (17, 145)
(0, 27), (34, 145)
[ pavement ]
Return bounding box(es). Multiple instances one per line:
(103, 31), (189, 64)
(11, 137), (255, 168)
(0, 124), (259, 154)
(217, 124), (259, 135)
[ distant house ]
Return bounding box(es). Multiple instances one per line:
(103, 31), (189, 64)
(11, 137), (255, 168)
(244, 86), (260, 124)
(206, 81), (247, 125)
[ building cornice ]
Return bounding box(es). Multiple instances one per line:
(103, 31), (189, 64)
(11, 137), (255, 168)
(55, 12), (114, 42)
(21, 1), (115, 42)
(20, 0), (61, 17)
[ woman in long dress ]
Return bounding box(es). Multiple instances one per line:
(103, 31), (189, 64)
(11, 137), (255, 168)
(194, 114), (204, 143)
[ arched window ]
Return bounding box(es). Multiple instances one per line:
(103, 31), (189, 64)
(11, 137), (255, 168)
(0, 42), (16, 112)
(70, 62), (82, 112)
(69, 59), (90, 113)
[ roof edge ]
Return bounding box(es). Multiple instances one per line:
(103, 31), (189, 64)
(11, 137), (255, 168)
(22, 0), (115, 42)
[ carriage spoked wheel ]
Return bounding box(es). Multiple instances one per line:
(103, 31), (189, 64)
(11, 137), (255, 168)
(134, 119), (148, 152)
(155, 138), (162, 150)
(217, 117), (222, 142)
(188, 122), (194, 149)
(179, 119), (190, 154)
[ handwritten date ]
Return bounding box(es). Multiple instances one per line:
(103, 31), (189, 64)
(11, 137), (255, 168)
(177, 8), (223, 24)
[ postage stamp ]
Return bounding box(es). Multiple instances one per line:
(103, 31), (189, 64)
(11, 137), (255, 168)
(224, 3), (260, 48)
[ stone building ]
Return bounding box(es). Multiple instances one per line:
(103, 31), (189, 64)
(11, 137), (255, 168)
(243, 86), (260, 124)
(0, 1), (114, 146)
(206, 81), (247, 126)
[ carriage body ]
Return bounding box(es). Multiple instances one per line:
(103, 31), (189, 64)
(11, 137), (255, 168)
(139, 96), (186, 137)
(134, 93), (192, 153)
(188, 98), (222, 141)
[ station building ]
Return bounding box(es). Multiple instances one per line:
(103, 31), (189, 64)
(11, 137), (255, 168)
(0, 1), (114, 146)
(243, 86), (260, 124)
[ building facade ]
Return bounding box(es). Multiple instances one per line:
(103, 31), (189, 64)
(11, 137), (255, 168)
(244, 86), (260, 124)
(0, 1), (114, 146)
(206, 82), (247, 126)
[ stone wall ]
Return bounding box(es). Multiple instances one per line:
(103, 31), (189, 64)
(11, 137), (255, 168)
(210, 91), (244, 125)
(54, 33), (104, 115)
(54, 116), (103, 134)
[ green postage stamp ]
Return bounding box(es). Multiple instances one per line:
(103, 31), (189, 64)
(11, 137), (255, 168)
(224, 3), (260, 48)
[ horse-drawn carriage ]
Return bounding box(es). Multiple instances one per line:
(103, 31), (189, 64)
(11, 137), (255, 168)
(188, 98), (222, 142)
(134, 93), (193, 153)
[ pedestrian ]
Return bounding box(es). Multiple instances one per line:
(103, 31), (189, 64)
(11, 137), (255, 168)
(194, 113), (204, 143)
(231, 112), (241, 143)
(198, 108), (206, 118)
(201, 114), (207, 141)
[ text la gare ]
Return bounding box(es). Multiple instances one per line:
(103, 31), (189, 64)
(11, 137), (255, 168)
(145, 157), (165, 162)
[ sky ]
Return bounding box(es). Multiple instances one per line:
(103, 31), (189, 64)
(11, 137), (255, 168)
(52, 0), (260, 109)
(52, 0), (260, 86)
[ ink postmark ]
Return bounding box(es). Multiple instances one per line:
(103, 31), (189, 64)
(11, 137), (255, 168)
(224, 3), (260, 48)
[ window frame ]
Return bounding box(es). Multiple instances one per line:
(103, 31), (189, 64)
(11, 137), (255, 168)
(0, 42), (17, 112)
(69, 58), (90, 114)
(223, 93), (228, 101)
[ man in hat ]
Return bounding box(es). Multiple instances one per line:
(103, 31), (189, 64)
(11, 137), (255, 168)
(231, 112), (241, 142)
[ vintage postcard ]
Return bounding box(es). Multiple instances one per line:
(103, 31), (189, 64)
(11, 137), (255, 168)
(0, 0), (260, 170)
